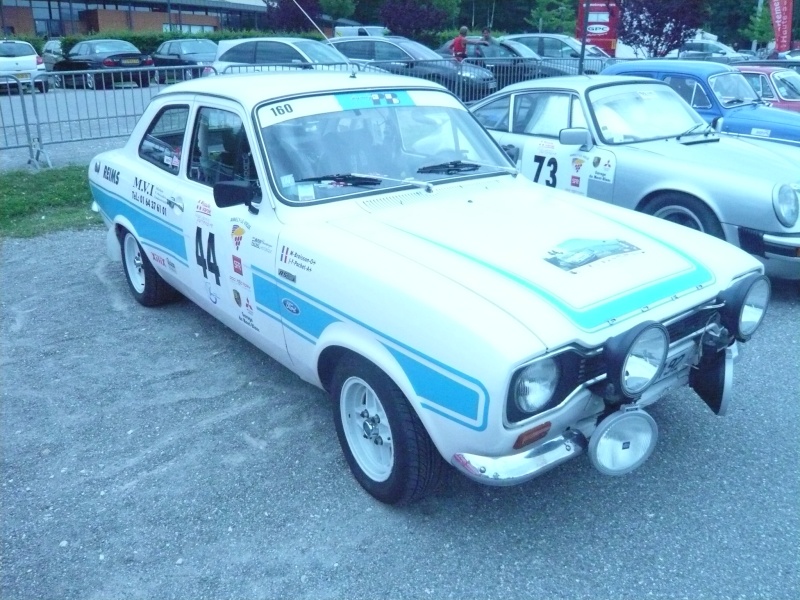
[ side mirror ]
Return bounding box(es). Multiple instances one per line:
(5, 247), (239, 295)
(213, 181), (258, 208)
(559, 127), (594, 151)
(711, 116), (724, 133)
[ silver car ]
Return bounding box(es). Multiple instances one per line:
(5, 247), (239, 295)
(470, 75), (800, 280)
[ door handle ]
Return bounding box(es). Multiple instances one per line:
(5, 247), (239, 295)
(167, 197), (184, 211)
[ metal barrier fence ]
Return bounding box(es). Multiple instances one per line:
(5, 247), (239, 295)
(1, 57), (616, 169)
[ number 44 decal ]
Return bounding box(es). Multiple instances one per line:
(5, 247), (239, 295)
(195, 227), (221, 286)
(533, 154), (558, 187)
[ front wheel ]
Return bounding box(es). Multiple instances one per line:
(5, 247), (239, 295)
(119, 229), (179, 306)
(332, 355), (443, 504)
(643, 192), (725, 239)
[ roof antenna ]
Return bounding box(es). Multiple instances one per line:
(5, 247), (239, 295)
(289, 0), (358, 77)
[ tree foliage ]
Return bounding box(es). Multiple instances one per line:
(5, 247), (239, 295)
(320, 0), (357, 22)
(739, 3), (773, 46)
(272, 0), (323, 32)
(523, 0), (575, 34)
(380, 0), (449, 39)
(618, 0), (704, 57)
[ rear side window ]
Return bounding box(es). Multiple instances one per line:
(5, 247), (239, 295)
(139, 105), (190, 174)
(335, 41), (373, 60)
(219, 42), (256, 63)
(0, 42), (35, 57)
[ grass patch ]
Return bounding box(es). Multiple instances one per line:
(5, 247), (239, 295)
(0, 165), (102, 237)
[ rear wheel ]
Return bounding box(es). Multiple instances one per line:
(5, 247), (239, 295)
(137, 72), (150, 88)
(643, 192), (725, 239)
(331, 354), (443, 504)
(84, 72), (96, 90)
(119, 229), (179, 306)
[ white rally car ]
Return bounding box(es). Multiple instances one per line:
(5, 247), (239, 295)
(89, 71), (770, 504)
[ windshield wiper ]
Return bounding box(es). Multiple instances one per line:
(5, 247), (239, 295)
(676, 122), (712, 140)
(722, 97), (747, 106)
(294, 173), (381, 187)
(417, 159), (518, 176)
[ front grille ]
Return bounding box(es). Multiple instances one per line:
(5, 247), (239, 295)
(666, 308), (718, 342)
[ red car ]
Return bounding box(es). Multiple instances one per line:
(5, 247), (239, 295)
(736, 64), (800, 112)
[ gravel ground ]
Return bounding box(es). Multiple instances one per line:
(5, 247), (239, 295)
(1, 228), (798, 600)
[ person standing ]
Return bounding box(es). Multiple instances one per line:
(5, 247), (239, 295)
(481, 27), (494, 44)
(452, 26), (468, 61)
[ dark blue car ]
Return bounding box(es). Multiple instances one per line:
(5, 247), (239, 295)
(603, 59), (800, 148)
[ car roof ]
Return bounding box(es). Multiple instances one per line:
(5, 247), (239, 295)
(735, 64), (791, 74)
(498, 74), (664, 94)
(607, 59), (735, 75)
(504, 33), (569, 40)
(217, 37), (316, 51)
(155, 71), (445, 109)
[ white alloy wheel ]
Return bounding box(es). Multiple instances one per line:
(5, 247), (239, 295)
(123, 233), (146, 294)
(340, 375), (394, 482)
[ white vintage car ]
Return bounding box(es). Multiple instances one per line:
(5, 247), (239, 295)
(89, 71), (770, 504)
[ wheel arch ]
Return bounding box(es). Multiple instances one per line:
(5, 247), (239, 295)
(636, 187), (724, 224)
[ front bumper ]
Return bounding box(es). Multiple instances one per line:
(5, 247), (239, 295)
(738, 227), (800, 280)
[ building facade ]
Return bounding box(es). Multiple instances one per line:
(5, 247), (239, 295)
(0, 0), (270, 37)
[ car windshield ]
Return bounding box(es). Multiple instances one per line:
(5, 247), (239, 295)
(586, 44), (610, 57)
(294, 40), (349, 63)
(774, 70), (800, 99)
(588, 83), (705, 144)
(257, 89), (512, 204)
(709, 72), (759, 105)
(92, 41), (139, 54)
(181, 40), (216, 54)
(0, 42), (35, 57)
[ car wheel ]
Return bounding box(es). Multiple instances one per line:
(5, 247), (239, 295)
(331, 354), (443, 504)
(52, 74), (62, 88)
(644, 193), (725, 239)
(119, 229), (179, 306)
(36, 80), (49, 93)
(138, 72), (150, 88)
(84, 73), (96, 90)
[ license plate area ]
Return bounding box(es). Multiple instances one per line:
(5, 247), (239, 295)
(656, 338), (698, 382)
(121, 59), (139, 65)
(14, 72), (31, 79)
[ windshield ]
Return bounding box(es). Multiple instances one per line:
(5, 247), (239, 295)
(257, 89), (512, 204)
(588, 83), (705, 144)
(709, 72), (759, 106)
(774, 70), (800, 100)
(294, 40), (349, 63)
(586, 44), (610, 57)
(0, 42), (35, 57)
(181, 40), (217, 54)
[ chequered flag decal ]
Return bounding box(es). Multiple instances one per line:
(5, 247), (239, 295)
(371, 93), (400, 106)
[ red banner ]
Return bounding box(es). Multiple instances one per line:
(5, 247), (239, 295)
(770, 0), (793, 52)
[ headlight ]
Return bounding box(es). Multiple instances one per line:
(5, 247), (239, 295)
(605, 322), (669, 398)
(461, 70), (478, 79)
(719, 274), (770, 341)
(513, 358), (560, 413)
(773, 184), (799, 227)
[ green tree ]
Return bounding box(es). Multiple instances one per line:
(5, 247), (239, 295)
(524, 0), (575, 34)
(320, 0), (357, 21)
(739, 3), (773, 47)
(619, 0), (705, 57)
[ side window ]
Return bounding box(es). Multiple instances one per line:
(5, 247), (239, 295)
(256, 41), (305, 64)
(512, 92), (571, 137)
(541, 38), (562, 58)
(336, 41), (373, 60)
(759, 75), (776, 98)
(188, 107), (258, 189)
(219, 42), (256, 64)
(472, 96), (510, 131)
(138, 105), (190, 174)
(375, 43), (409, 61)
(664, 75), (711, 109)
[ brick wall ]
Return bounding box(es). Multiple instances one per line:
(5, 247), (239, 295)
(1, 6), (36, 35)
(79, 9), (218, 33)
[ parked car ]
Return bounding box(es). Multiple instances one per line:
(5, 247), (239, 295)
(500, 33), (611, 73)
(470, 75), (800, 279)
(434, 36), (577, 89)
(736, 64), (800, 112)
(210, 37), (351, 76)
(328, 35), (497, 102)
(88, 70), (769, 504)
(779, 49), (800, 61)
(152, 38), (217, 83)
(678, 39), (749, 62)
(603, 60), (800, 148)
(0, 39), (48, 93)
(42, 38), (64, 72)
(52, 39), (153, 89)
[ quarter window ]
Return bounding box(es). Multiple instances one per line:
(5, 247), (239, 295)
(138, 105), (190, 174)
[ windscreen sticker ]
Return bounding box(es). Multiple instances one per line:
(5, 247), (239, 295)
(336, 90), (414, 110)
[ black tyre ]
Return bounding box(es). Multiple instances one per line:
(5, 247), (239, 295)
(84, 72), (96, 90)
(119, 229), (179, 306)
(36, 80), (49, 93)
(137, 72), (150, 88)
(643, 192), (725, 240)
(332, 354), (443, 504)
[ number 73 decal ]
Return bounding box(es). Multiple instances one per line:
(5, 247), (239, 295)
(532, 154), (558, 187)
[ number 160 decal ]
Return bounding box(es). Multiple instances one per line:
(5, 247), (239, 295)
(195, 227), (221, 286)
